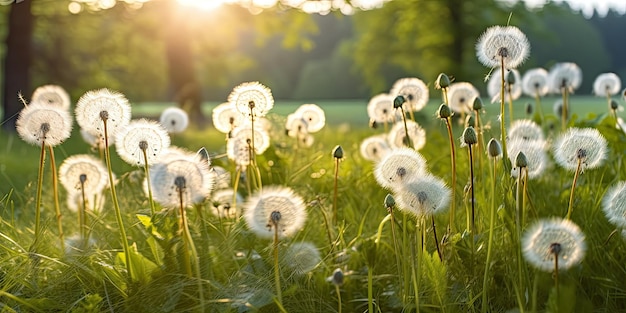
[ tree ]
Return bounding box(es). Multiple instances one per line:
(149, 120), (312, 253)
(1, 0), (33, 131)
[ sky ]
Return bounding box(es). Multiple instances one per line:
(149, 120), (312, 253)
(517, 0), (626, 17)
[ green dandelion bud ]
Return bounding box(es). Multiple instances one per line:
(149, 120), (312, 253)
(435, 73), (450, 89)
(393, 95), (406, 109)
(526, 102), (533, 115)
(465, 115), (475, 128)
(333, 145), (344, 159)
(472, 97), (483, 111)
(506, 70), (516, 84)
(384, 194), (395, 209)
(610, 99), (619, 110)
(462, 127), (478, 145)
(487, 138), (502, 158)
(437, 103), (452, 119)
(515, 151), (528, 168)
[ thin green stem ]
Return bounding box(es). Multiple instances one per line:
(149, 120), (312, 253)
(142, 149), (157, 215)
(368, 266), (374, 313)
(468, 144), (476, 235)
(508, 84), (514, 125)
(80, 181), (88, 249)
(273, 227), (283, 305)
(444, 118), (457, 232)
(554, 251), (560, 312)
(178, 188), (206, 310)
(561, 87), (569, 131)
(566, 158), (583, 220)
(534, 93), (543, 125)
(103, 120), (133, 280)
(481, 157), (498, 313)
(333, 158), (339, 225)
(400, 107), (413, 149)
(389, 208), (403, 300)
(178, 187), (192, 277)
(500, 58), (511, 172)
(431, 215), (442, 261)
(34, 139), (46, 248)
(335, 284), (342, 313)
(48, 146), (65, 254)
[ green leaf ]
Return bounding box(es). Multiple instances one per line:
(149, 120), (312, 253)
(116, 243), (159, 284)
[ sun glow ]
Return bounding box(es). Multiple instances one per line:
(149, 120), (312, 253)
(176, 0), (236, 11)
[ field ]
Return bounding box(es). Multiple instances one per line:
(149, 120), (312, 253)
(1, 94), (626, 312)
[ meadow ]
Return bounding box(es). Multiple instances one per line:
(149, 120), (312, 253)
(2, 87), (626, 313)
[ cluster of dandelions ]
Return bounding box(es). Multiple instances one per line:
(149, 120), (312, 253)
(285, 103), (326, 147)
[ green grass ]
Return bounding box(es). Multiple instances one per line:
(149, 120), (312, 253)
(1, 94), (626, 312)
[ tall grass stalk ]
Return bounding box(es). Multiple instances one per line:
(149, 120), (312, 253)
(48, 146), (65, 253)
(438, 104), (456, 233)
(499, 58), (511, 172)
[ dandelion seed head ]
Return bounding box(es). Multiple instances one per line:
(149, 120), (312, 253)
(227, 136), (251, 168)
(159, 107), (189, 133)
(115, 119), (170, 166)
(360, 135), (391, 162)
(285, 113), (310, 138)
(59, 154), (109, 196)
(374, 147), (427, 191)
(522, 218), (586, 272)
(210, 166), (231, 190)
(294, 104), (326, 133)
(488, 69), (522, 103)
(548, 62), (583, 93)
(522, 68), (549, 97)
(390, 77), (429, 112)
(212, 102), (243, 134)
(66, 190), (106, 213)
(31, 85), (71, 110)
(282, 242), (321, 276)
(244, 186), (307, 239)
(387, 120), (426, 150)
(16, 103), (73, 147)
(209, 188), (242, 219)
(395, 174), (451, 217)
(593, 72), (622, 97)
(476, 25), (530, 69)
(508, 138), (548, 179)
(230, 122), (271, 155)
(447, 82), (480, 114)
(602, 181), (626, 229)
(553, 128), (607, 171)
(229, 81), (274, 118)
(508, 119), (544, 142)
(367, 93), (401, 124)
(75, 89), (131, 139)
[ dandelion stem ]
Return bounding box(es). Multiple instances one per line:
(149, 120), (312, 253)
(508, 84), (514, 125)
(232, 167), (242, 212)
(103, 119), (133, 280)
(333, 157), (339, 225)
(566, 158), (583, 220)
(554, 250), (560, 312)
(431, 215), (442, 261)
(48, 146), (65, 254)
(389, 207), (403, 300)
(444, 117), (457, 232)
(534, 93), (543, 125)
(500, 58), (511, 172)
(80, 180), (88, 249)
(561, 87), (569, 131)
(481, 156), (498, 313)
(178, 187), (206, 310)
(400, 107), (413, 149)
(468, 143), (476, 234)
(33, 139), (46, 248)
(273, 226), (283, 305)
(142, 149), (157, 215)
(613, 109), (623, 133)
(177, 186), (192, 277)
(335, 284), (342, 313)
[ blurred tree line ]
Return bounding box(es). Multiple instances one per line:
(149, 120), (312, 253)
(1, 0), (624, 128)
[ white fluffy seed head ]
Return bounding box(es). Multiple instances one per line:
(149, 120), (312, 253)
(488, 69), (522, 103)
(548, 62), (583, 94)
(294, 104), (326, 133)
(75, 88), (131, 139)
(285, 113), (309, 138)
(593, 72), (622, 97)
(212, 102), (242, 134)
(367, 93), (401, 124)
(602, 181), (626, 229)
(282, 242), (321, 276)
(160, 107), (189, 133)
(230, 122), (271, 155)
(228, 81), (274, 118)
(553, 127), (608, 172)
(59, 154), (109, 196)
(227, 136), (251, 169)
(115, 119), (171, 166)
(476, 25), (530, 69)
(16, 103), (73, 147)
(360, 135), (391, 162)
(522, 218), (586, 272)
(31, 85), (71, 110)
(522, 68), (550, 97)
(243, 186), (307, 239)
(387, 120), (426, 150)
(395, 174), (451, 217)
(447, 82), (480, 114)
(390, 77), (429, 112)
(209, 188), (242, 219)
(374, 147), (427, 191)
(507, 138), (548, 179)
(508, 119), (544, 142)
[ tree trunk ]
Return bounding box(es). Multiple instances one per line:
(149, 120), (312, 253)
(2, 0), (34, 132)
(163, 0), (205, 127)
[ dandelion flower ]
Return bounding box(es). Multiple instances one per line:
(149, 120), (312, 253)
(294, 103), (326, 133)
(210, 166), (231, 190)
(522, 218), (586, 272)
(209, 188), (242, 218)
(227, 136), (251, 169)
(367, 93), (401, 124)
(602, 181), (626, 228)
(229, 81), (274, 118)
(548, 62), (582, 94)
(31, 85), (71, 110)
(387, 120), (426, 150)
(212, 102), (242, 134)
(282, 242), (321, 276)
(488, 69), (522, 103)
(395, 174), (451, 217)
(243, 186), (307, 239)
(374, 147), (427, 191)
(285, 113), (309, 138)
(231, 122), (271, 154)
(593, 72), (621, 97)
(16, 103), (73, 147)
(115, 119), (170, 166)
(508, 119), (544, 142)
(447, 82), (480, 114)
(75, 88), (131, 139)
(149, 151), (214, 208)
(390, 77), (429, 112)
(160, 107), (189, 133)
(522, 68), (550, 97)
(507, 138), (548, 179)
(476, 25), (530, 69)
(59, 154), (109, 196)
(553, 128), (607, 171)
(360, 135), (391, 162)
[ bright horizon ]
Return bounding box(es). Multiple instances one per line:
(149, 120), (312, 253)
(518, 0), (626, 17)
